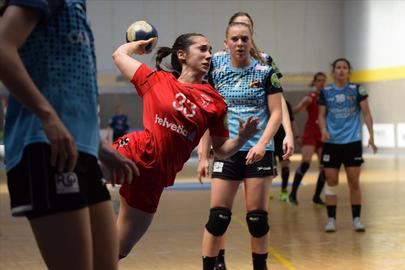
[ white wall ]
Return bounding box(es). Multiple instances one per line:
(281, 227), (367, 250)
(87, 0), (343, 75)
(344, 0), (405, 70)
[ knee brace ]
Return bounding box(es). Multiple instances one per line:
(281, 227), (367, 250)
(246, 210), (269, 238)
(205, 207), (232, 237)
(324, 183), (338, 196)
(297, 162), (310, 175)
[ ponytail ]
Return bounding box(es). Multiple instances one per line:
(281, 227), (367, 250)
(155, 47), (172, 71)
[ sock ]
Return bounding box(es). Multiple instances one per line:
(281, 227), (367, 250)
(290, 162), (309, 197)
(281, 167), (290, 190)
(313, 170), (325, 199)
(326, 205), (337, 219)
(216, 249), (226, 266)
(351, 204), (361, 219)
(203, 256), (217, 270)
(252, 252), (268, 270)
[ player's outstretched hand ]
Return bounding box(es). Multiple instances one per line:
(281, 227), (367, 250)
(237, 116), (261, 141)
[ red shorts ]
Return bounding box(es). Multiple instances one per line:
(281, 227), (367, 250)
(302, 126), (323, 150)
(113, 132), (167, 213)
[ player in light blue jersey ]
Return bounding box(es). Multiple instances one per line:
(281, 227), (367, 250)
(0, 1), (138, 269)
(319, 58), (377, 233)
(198, 21), (283, 270)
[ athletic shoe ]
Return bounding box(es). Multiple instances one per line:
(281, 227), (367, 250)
(288, 194), (298, 205)
(352, 217), (366, 232)
(279, 190), (288, 202)
(324, 218), (336, 232)
(312, 196), (325, 206)
(215, 262), (227, 270)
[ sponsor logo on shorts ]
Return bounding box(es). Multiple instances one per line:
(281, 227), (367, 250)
(323, 154), (330, 162)
(155, 114), (195, 142)
(55, 172), (79, 194)
(219, 214), (229, 220)
(256, 166), (272, 171)
(212, 161), (224, 173)
(354, 157), (363, 161)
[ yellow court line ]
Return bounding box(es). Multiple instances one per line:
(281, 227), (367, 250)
(351, 66), (405, 83)
(233, 214), (297, 270)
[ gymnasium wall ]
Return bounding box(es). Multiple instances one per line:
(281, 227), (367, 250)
(87, 0), (343, 75)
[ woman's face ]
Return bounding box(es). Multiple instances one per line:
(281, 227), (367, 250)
(333, 60), (350, 82)
(181, 36), (212, 76)
(314, 75), (326, 91)
(225, 24), (253, 66)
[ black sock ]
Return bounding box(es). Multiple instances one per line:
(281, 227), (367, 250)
(351, 204), (361, 219)
(290, 162), (309, 197)
(203, 256), (217, 270)
(216, 249), (226, 264)
(313, 170), (325, 199)
(252, 252), (268, 270)
(281, 167), (290, 190)
(326, 205), (336, 219)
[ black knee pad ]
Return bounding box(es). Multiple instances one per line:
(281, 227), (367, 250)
(205, 207), (232, 237)
(298, 162), (310, 174)
(246, 210), (269, 238)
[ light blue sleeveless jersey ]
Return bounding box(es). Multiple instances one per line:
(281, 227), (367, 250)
(209, 51), (282, 151)
(4, 0), (99, 170)
(319, 83), (368, 144)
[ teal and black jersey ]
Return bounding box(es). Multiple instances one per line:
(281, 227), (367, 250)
(319, 83), (368, 144)
(209, 51), (283, 151)
(4, 0), (99, 170)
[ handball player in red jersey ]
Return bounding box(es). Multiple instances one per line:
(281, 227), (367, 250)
(111, 33), (260, 259)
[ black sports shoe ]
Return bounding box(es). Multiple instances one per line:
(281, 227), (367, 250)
(312, 196), (325, 206)
(288, 194), (298, 205)
(214, 261), (227, 270)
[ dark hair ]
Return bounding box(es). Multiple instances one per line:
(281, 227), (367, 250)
(310, 72), (326, 87)
(155, 33), (205, 77)
(227, 11), (265, 64)
(332, 58), (352, 72)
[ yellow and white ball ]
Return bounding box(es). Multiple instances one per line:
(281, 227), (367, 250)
(126, 20), (158, 52)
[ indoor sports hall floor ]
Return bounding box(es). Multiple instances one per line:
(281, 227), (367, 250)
(1, 154), (404, 270)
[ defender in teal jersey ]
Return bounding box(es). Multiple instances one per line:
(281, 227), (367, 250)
(199, 21), (283, 270)
(0, 1), (137, 269)
(319, 58), (377, 233)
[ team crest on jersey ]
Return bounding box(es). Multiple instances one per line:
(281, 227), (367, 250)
(249, 80), (261, 88)
(271, 73), (281, 88)
(200, 94), (212, 108)
(118, 137), (130, 147)
(358, 85), (368, 96)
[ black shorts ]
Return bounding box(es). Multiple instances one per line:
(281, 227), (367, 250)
(321, 141), (364, 168)
(211, 151), (277, 181)
(7, 143), (110, 219)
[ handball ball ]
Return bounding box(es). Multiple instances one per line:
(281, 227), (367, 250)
(126, 20), (158, 52)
